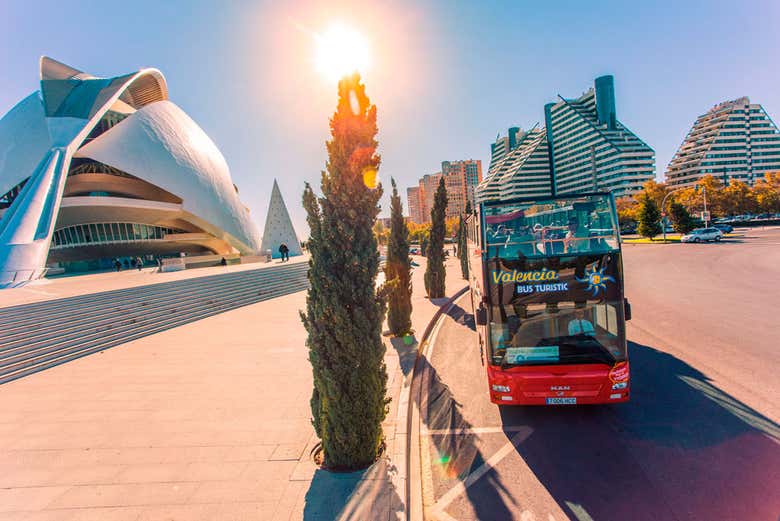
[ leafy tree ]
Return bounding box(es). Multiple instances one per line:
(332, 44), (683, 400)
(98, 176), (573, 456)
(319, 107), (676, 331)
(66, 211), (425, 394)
(669, 200), (696, 234)
(445, 216), (460, 239)
(300, 74), (387, 470)
(637, 193), (661, 240)
(407, 221), (430, 245)
(696, 175), (726, 217)
(386, 178), (412, 336)
(640, 179), (669, 210)
(615, 196), (638, 226)
(424, 177), (448, 297)
(722, 180), (758, 215)
(458, 216), (469, 280)
(753, 173), (780, 213)
(372, 220), (389, 246)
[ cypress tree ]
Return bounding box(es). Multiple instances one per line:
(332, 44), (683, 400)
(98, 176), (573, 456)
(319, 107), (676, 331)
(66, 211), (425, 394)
(669, 200), (696, 234)
(386, 178), (412, 336)
(637, 193), (661, 240)
(300, 74), (387, 470)
(425, 177), (448, 297)
(458, 216), (469, 280)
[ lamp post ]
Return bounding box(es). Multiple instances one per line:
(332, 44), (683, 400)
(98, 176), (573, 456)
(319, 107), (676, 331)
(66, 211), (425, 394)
(660, 187), (687, 242)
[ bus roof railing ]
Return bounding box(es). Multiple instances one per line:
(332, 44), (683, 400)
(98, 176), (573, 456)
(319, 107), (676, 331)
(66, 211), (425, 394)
(479, 191), (615, 209)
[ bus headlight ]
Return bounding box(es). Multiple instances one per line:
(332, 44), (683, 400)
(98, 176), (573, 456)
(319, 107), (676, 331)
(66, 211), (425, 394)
(492, 384), (511, 393)
(612, 382), (628, 390)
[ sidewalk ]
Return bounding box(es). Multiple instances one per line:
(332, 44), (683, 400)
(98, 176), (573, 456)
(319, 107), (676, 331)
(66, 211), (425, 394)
(320, 255), (467, 520)
(0, 255), (465, 520)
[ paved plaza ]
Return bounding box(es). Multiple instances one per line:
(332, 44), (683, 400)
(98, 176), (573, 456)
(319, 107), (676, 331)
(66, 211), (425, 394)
(0, 255), (465, 520)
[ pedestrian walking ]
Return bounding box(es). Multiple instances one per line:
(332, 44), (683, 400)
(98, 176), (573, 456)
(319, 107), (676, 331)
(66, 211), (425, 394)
(136, 256), (143, 271)
(279, 243), (289, 262)
(220, 257), (227, 266)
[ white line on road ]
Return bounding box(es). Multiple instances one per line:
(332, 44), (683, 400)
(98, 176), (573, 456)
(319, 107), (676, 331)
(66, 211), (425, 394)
(431, 429), (531, 516)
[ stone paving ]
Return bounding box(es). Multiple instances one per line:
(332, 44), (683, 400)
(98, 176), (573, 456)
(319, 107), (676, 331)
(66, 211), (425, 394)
(0, 254), (465, 520)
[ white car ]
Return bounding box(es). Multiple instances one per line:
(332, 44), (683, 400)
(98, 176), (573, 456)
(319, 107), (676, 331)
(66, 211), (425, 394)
(681, 227), (723, 243)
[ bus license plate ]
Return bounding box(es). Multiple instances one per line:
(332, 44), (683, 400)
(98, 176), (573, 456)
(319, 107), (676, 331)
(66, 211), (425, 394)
(546, 397), (576, 405)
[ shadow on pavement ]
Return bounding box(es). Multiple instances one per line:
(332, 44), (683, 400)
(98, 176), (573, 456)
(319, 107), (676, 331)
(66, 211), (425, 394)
(303, 459), (403, 520)
(418, 354), (515, 519)
(499, 340), (780, 521)
(445, 303), (476, 331)
(390, 335), (418, 376)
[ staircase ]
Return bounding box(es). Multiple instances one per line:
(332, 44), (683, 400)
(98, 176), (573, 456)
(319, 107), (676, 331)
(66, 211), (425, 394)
(0, 262), (309, 385)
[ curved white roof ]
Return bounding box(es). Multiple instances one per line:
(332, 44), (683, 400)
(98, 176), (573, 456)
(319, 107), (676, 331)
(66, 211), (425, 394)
(0, 93), (51, 196)
(1, 57), (260, 286)
(76, 101), (260, 253)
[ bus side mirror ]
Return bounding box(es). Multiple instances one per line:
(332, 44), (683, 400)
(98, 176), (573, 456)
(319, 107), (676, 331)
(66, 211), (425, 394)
(476, 305), (487, 326)
(624, 298), (632, 321)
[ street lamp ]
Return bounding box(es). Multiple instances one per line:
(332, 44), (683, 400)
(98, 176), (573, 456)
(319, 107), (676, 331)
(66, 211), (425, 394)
(660, 187), (687, 242)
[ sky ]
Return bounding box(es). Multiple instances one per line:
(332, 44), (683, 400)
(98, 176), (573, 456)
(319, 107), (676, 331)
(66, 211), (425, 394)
(2, 0), (779, 237)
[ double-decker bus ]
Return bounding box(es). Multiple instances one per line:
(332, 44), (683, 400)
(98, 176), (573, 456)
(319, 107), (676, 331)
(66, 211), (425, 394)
(465, 192), (632, 405)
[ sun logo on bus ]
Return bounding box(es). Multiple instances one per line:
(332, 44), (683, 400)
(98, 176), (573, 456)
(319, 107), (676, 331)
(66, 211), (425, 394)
(576, 266), (615, 297)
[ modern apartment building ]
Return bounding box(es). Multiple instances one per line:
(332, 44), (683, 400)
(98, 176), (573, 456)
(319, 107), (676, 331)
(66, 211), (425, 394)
(487, 127), (522, 178)
(478, 126), (551, 202)
(406, 186), (422, 224)
(478, 75), (654, 203)
(544, 75), (655, 198)
(665, 97), (780, 188)
(407, 160), (482, 223)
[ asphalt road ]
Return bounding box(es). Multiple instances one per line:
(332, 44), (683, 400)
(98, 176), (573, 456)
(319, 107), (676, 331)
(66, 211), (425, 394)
(420, 227), (780, 521)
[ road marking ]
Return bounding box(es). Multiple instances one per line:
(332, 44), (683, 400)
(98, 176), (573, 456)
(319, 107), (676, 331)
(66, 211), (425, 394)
(431, 430), (531, 515)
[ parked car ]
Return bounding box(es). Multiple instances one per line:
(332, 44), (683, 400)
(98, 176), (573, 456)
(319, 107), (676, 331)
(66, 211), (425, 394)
(620, 222), (637, 234)
(681, 228), (723, 243)
(713, 223), (733, 234)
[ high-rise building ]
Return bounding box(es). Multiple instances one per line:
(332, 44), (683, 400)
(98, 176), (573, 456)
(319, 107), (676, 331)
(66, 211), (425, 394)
(478, 126), (551, 202)
(419, 172), (442, 223)
(478, 75), (654, 204)
(441, 160), (482, 217)
(488, 127), (522, 178)
(407, 160), (482, 223)
(406, 186), (422, 224)
(665, 97), (780, 188)
(545, 75), (655, 198)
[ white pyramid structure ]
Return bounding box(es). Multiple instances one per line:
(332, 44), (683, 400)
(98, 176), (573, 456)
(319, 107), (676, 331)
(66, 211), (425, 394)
(260, 180), (302, 258)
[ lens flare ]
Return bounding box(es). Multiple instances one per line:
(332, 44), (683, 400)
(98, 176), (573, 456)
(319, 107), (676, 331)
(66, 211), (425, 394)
(315, 23), (370, 82)
(362, 167), (379, 189)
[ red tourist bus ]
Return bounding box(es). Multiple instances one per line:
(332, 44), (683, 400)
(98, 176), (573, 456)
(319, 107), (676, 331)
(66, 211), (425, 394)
(466, 192), (632, 405)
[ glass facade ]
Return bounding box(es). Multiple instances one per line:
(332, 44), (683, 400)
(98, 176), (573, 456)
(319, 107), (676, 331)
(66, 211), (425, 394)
(51, 223), (184, 249)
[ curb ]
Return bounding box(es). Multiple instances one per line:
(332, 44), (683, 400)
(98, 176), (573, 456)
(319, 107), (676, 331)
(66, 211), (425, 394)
(405, 285), (469, 521)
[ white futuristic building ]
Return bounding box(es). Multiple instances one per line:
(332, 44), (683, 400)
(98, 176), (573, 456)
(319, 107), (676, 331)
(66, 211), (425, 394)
(0, 57), (261, 286)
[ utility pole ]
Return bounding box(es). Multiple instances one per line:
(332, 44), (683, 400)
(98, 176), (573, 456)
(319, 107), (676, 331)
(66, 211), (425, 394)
(703, 185), (709, 227)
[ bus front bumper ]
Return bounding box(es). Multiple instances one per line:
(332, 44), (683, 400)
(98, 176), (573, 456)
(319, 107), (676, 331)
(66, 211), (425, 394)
(488, 363), (630, 405)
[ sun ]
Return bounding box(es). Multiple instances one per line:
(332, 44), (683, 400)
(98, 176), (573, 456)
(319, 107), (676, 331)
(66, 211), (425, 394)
(315, 23), (370, 82)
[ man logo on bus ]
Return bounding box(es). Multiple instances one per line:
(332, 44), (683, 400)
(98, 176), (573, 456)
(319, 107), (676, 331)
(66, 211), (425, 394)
(576, 265), (615, 297)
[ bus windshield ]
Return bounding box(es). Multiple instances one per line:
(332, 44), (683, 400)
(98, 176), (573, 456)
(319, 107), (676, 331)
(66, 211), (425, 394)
(486, 253), (626, 367)
(483, 194), (619, 259)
